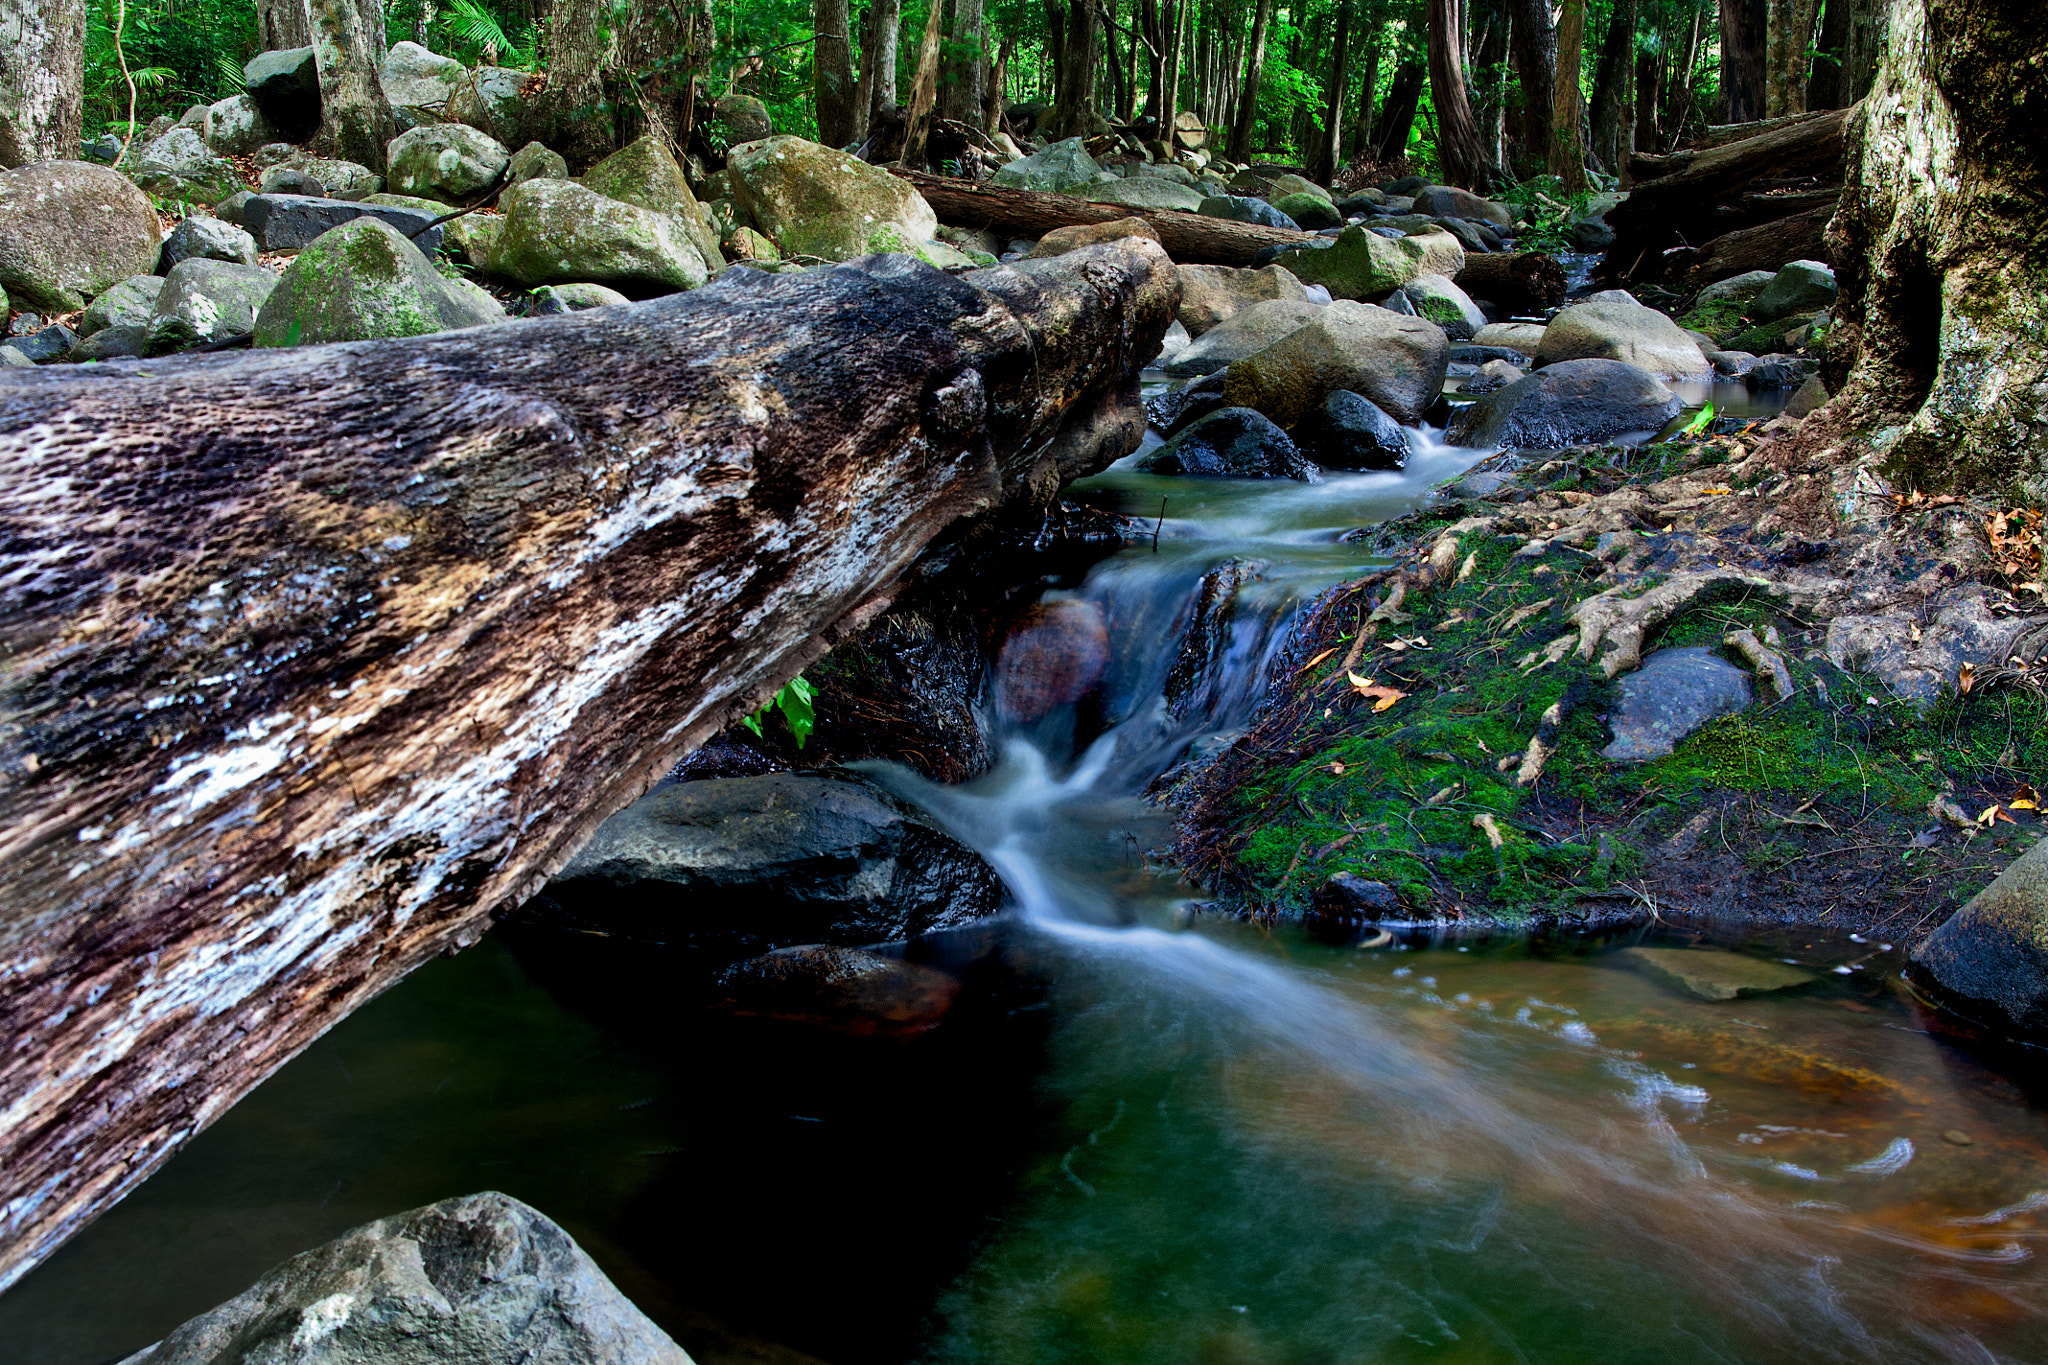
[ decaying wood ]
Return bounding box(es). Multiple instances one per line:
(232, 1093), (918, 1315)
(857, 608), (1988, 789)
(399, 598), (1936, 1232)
(1452, 251), (1567, 314)
(890, 167), (1314, 267)
(1677, 204), (1834, 292)
(0, 243), (1175, 1291)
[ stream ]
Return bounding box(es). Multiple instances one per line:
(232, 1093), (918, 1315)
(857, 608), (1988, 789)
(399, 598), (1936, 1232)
(7, 373), (2048, 1365)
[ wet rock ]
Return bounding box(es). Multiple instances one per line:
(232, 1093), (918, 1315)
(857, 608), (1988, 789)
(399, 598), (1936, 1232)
(1145, 371), (1230, 433)
(1310, 873), (1402, 940)
(1471, 321), (1546, 351)
(116, 1191), (691, 1365)
(997, 597), (1112, 723)
(1743, 354), (1814, 390)
(242, 46), (320, 138)
(1270, 224), (1465, 300)
(1196, 194), (1302, 231)
(1165, 557), (1269, 721)
(1567, 214), (1616, 252)
(1273, 191), (1342, 229)
(1751, 259), (1837, 322)
(1224, 299), (1449, 427)
(77, 274), (163, 336)
(1709, 350), (1758, 377)
(1397, 271), (1485, 340)
(1621, 947), (1817, 1002)
(712, 944), (962, 1037)
(0, 161), (162, 313)
(1297, 389), (1409, 469)
(242, 193), (445, 253)
(536, 770), (1005, 955)
(1913, 836), (2048, 1033)
(1413, 184), (1512, 228)
(1163, 297), (1323, 376)
(1535, 294), (1710, 378)
(1448, 344), (1528, 365)
(253, 218), (502, 346)
(1136, 406), (1317, 480)
(1028, 215), (1159, 259)
(386, 123), (512, 202)
(1461, 357), (1523, 394)
(992, 137), (1110, 193)
(156, 215), (257, 272)
(1087, 176), (1206, 212)
(1601, 646), (1753, 762)
(1446, 358), (1682, 449)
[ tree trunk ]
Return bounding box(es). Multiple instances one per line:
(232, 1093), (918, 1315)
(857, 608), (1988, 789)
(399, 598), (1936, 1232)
(1471, 0), (1507, 175)
(1349, 20), (1380, 157)
(899, 0), (947, 166)
(0, 0), (85, 169)
(541, 0), (618, 168)
(1546, 0), (1586, 190)
(1308, 0), (1351, 182)
(1717, 0), (1767, 121)
(1822, 0), (2048, 499)
(1050, 0), (1100, 137)
(1099, 0), (1128, 127)
(1506, 0), (1554, 175)
(1586, 0), (1634, 174)
(257, 0), (313, 49)
(941, 0), (987, 124)
(816, 0), (859, 146)
(895, 166), (1314, 263)
(1807, 0), (1849, 108)
(1840, 0), (1885, 102)
(1659, 4), (1704, 140)
(860, 0), (903, 137)
(1428, 0), (1488, 188)
(308, 0), (397, 170)
(1372, 58), (1423, 160)
(1764, 0), (1824, 117)
(0, 244), (1177, 1293)
(1227, 0), (1276, 160)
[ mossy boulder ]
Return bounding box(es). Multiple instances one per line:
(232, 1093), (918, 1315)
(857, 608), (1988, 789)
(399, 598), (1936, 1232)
(0, 161), (164, 313)
(366, 192), (499, 266)
(1223, 300), (1450, 426)
(149, 258), (279, 349)
(727, 136), (939, 262)
(201, 95), (278, 156)
(254, 217), (504, 346)
(507, 140), (568, 185)
(380, 41), (467, 127)
(991, 137), (1109, 193)
(1174, 262), (1306, 337)
(128, 126), (244, 204)
(487, 179), (708, 296)
(1274, 225), (1466, 300)
(1727, 311), (1819, 356)
(386, 124), (511, 202)
(582, 135), (726, 277)
(1085, 176), (1206, 212)
(77, 274), (164, 336)
(444, 66), (542, 148)
(1272, 191), (1342, 229)
(1397, 272), (1485, 340)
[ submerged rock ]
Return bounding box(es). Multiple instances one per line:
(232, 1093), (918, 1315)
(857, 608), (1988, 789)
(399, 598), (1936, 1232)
(997, 597), (1112, 724)
(1297, 389), (1409, 470)
(532, 770), (1006, 955)
(1913, 836), (2048, 1033)
(1602, 646), (1753, 762)
(1446, 358), (1682, 449)
(712, 944), (962, 1036)
(116, 1191), (692, 1365)
(1621, 946), (1816, 1002)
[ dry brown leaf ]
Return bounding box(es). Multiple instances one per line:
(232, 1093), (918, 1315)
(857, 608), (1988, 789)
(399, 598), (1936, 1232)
(2011, 783), (2039, 811)
(1296, 646), (1338, 674)
(1346, 670), (1408, 712)
(1958, 661), (1976, 696)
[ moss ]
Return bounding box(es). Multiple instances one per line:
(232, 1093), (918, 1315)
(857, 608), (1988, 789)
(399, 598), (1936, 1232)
(1677, 297), (1749, 343)
(1727, 313), (1814, 355)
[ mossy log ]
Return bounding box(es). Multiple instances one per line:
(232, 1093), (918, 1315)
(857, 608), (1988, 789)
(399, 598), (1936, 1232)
(1451, 251), (1567, 313)
(890, 167), (1315, 266)
(0, 243), (1176, 1290)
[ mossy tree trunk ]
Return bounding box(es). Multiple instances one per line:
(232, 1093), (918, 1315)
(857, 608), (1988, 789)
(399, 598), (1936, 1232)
(308, 0), (397, 169)
(0, 0), (84, 169)
(815, 0), (859, 146)
(1822, 0), (2048, 501)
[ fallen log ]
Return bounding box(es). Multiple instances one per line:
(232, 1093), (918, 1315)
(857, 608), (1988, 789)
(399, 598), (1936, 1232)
(890, 167), (1315, 267)
(1678, 204), (1836, 293)
(1452, 251), (1566, 314)
(0, 242), (1175, 1290)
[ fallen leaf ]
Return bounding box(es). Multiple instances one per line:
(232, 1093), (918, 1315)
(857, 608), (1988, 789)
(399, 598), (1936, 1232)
(1346, 670), (1408, 712)
(1977, 803), (2014, 827)
(2013, 784), (2040, 811)
(1327, 760), (1347, 775)
(1296, 646), (1338, 674)
(1958, 661), (1975, 695)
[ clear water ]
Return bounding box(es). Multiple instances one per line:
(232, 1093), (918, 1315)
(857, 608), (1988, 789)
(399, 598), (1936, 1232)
(8, 384), (2045, 1365)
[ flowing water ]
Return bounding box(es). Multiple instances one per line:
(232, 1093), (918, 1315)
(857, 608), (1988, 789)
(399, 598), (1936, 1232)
(8, 379), (2048, 1365)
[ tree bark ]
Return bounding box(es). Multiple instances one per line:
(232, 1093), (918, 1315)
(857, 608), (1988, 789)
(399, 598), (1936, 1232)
(1840, 0), (1885, 103)
(1586, 0), (1634, 174)
(1764, 0), (1824, 117)
(1050, 0), (1100, 137)
(899, 0), (947, 167)
(1308, 0), (1351, 183)
(1546, 0), (1586, 190)
(1372, 58), (1424, 160)
(1717, 0), (1767, 121)
(1823, 0), (2048, 499)
(257, 0), (313, 50)
(1506, 0), (1554, 174)
(894, 166), (1315, 263)
(816, 0), (859, 146)
(1674, 202), (1833, 289)
(308, 0), (398, 170)
(1428, 0), (1489, 188)
(941, 0), (987, 125)
(1227, 0), (1276, 160)
(0, 0), (85, 169)
(1454, 249), (1567, 312)
(0, 244), (1177, 1293)
(860, 0), (903, 138)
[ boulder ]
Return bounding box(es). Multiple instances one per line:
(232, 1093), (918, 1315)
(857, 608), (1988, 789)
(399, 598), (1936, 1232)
(128, 125), (243, 204)
(0, 161), (162, 312)
(1447, 357), (1682, 449)
(991, 137), (1109, 193)
(76, 274), (163, 336)
(1271, 224), (1465, 300)
(1786, 372), (1830, 417)
(7, 322), (74, 363)
(1693, 269), (1776, 309)
(242, 46), (320, 138)
(1621, 947), (1815, 1002)
(1132, 161), (1198, 186)
(253, 217), (503, 346)
(582, 135), (725, 279)
(1297, 389), (1410, 469)
(444, 66), (542, 148)
(1085, 176), (1207, 212)
(1162, 297), (1325, 377)
(385, 123), (511, 201)
(508, 140), (569, 185)
(69, 324), (152, 360)
(1273, 192), (1342, 229)
(488, 178), (708, 296)
(1397, 272), (1485, 340)
(711, 93), (775, 144)
(0, 342), (30, 366)
(379, 40), (467, 123)
(1535, 294), (1710, 378)
(1266, 172), (1331, 203)
(200, 95), (277, 156)
(1028, 215), (1159, 258)
(529, 282), (631, 314)
(1310, 872), (1402, 939)
(1145, 372), (1230, 434)
(1601, 647), (1754, 762)
(116, 1191), (693, 1365)
(1431, 215), (1493, 254)
(1823, 598), (2033, 707)
(1196, 194), (1300, 231)
(147, 259), (279, 349)
(713, 945), (962, 1037)
(1470, 321), (1545, 352)
(258, 165), (327, 197)
(1913, 836), (2048, 1033)
(213, 189), (254, 224)
(1135, 406), (1317, 480)
(297, 156), (383, 196)
(156, 215), (257, 273)
(1222, 300), (1450, 427)
(727, 136), (939, 262)
(1462, 358), (1523, 394)
(1174, 262), (1307, 337)
(1751, 259), (1838, 322)
(1567, 214), (1616, 252)
(1413, 183), (1513, 228)
(367, 191), (499, 261)
(533, 770), (1006, 954)
(996, 598), (1112, 722)
(242, 193), (444, 254)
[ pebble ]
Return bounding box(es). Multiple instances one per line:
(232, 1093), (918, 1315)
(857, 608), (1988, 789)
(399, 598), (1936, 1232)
(1942, 1130), (1975, 1147)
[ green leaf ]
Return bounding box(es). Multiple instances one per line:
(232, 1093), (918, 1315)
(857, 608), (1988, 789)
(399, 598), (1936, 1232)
(1678, 402), (1716, 437)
